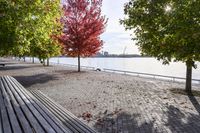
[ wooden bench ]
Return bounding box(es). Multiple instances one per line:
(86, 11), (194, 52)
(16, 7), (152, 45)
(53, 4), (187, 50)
(0, 63), (5, 67)
(0, 76), (96, 133)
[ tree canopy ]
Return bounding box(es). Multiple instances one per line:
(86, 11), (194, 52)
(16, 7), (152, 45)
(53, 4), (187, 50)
(0, 0), (61, 64)
(0, 0), (19, 55)
(121, 0), (200, 92)
(55, 0), (107, 71)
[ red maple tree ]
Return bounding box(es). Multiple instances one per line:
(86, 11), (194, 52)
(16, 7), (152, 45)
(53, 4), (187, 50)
(56, 0), (107, 72)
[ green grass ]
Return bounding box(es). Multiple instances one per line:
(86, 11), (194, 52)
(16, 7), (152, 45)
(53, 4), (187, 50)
(170, 88), (200, 97)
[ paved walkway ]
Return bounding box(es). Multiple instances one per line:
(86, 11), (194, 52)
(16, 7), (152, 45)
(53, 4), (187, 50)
(1, 58), (200, 133)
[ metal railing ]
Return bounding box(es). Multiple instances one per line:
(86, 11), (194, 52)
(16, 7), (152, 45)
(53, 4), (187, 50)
(17, 57), (200, 84)
(49, 62), (95, 70)
(103, 68), (200, 84)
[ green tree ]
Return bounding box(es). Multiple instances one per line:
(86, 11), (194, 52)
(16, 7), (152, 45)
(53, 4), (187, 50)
(31, 42), (61, 66)
(0, 0), (35, 56)
(29, 0), (61, 66)
(0, 0), (61, 64)
(121, 0), (200, 93)
(0, 0), (18, 55)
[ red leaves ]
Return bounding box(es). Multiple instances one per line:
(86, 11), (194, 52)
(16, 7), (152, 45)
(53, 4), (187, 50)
(55, 0), (107, 57)
(81, 112), (93, 122)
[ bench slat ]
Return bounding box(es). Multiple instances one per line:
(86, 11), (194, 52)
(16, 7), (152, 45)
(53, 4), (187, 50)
(1, 78), (33, 133)
(8, 76), (72, 133)
(27, 95), (72, 133)
(0, 106), (2, 133)
(31, 90), (96, 133)
(0, 79), (22, 133)
(41, 91), (96, 132)
(11, 76), (86, 133)
(1, 77), (45, 133)
(0, 64), (5, 67)
(0, 76), (96, 133)
(31, 91), (81, 133)
(0, 81), (12, 133)
(4, 76), (56, 133)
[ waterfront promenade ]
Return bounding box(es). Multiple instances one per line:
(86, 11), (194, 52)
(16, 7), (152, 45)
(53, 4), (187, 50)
(1, 58), (200, 133)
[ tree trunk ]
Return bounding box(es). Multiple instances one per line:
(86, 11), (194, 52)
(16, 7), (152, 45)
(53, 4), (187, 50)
(32, 57), (35, 63)
(47, 58), (49, 66)
(78, 54), (80, 72)
(185, 62), (192, 93)
(23, 57), (25, 62)
(43, 59), (45, 66)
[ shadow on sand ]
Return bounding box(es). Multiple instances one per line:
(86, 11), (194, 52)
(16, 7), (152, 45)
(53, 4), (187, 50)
(0, 63), (46, 71)
(93, 112), (155, 133)
(188, 94), (200, 114)
(0, 65), (31, 70)
(14, 74), (58, 88)
(165, 104), (200, 133)
(55, 70), (87, 76)
(93, 96), (200, 133)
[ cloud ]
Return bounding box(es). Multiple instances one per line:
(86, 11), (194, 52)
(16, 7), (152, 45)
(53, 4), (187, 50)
(101, 32), (139, 54)
(101, 0), (139, 54)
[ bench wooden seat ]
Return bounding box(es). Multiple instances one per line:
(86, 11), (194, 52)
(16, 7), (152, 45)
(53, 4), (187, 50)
(0, 76), (96, 133)
(0, 63), (5, 67)
(30, 90), (96, 133)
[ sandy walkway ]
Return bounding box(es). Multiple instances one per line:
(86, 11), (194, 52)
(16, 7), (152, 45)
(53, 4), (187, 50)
(1, 58), (200, 133)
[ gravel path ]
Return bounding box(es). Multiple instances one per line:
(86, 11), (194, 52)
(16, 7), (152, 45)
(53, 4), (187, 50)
(1, 58), (200, 133)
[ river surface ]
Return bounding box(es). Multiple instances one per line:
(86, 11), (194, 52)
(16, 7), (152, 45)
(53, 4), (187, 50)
(44, 57), (200, 79)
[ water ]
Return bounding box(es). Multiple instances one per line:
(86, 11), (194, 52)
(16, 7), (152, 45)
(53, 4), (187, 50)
(46, 57), (200, 79)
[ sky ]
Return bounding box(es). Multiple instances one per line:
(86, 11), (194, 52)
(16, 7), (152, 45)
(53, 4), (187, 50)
(101, 0), (139, 54)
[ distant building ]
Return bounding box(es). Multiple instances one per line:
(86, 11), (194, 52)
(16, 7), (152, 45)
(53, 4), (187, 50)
(96, 52), (103, 57)
(104, 51), (109, 56)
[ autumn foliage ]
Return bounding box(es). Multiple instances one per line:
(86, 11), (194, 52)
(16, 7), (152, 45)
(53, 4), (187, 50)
(55, 0), (107, 71)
